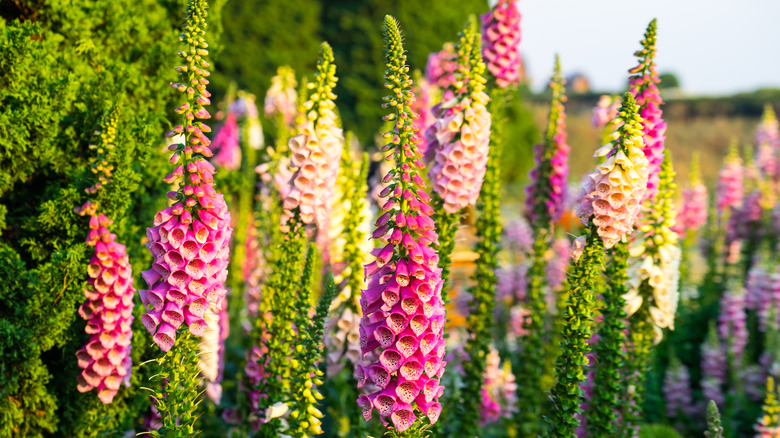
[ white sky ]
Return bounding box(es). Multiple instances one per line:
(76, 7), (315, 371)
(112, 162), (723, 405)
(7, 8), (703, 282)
(520, 0), (780, 95)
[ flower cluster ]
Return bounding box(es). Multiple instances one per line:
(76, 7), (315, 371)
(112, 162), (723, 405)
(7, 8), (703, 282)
(264, 66), (298, 127)
(425, 42), (458, 90)
(356, 16), (446, 432)
(717, 144), (744, 213)
(426, 18), (492, 214)
(575, 92), (649, 249)
(591, 95), (620, 130)
(411, 73), (436, 157)
(664, 356), (696, 419)
(674, 154), (708, 235)
(757, 104), (780, 149)
(478, 347), (518, 425)
(718, 286), (748, 362)
(701, 324), (726, 406)
(76, 213), (135, 404)
(526, 55), (569, 225)
(140, 0), (233, 352)
(756, 377), (780, 438)
(199, 305), (229, 404)
(747, 264), (780, 332)
(281, 45), (343, 231)
(230, 92), (264, 150)
(211, 111), (240, 171)
(480, 0), (522, 88)
(625, 156), (680, 335)
(628, 19), (666, 200)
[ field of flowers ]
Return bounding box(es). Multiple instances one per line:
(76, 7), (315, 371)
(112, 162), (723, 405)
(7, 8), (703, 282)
(2, 0), (779, 437)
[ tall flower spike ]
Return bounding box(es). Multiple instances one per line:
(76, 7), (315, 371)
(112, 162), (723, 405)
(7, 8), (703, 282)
(526, 54), (569, 225)
(663, 355), (695, 419)
(426, 15), (492, 214)
(140, 0), (233, 353)
(282, 42), (343, 236)
(356, 16), (446, 433)
(674, 152), (708, 235)
(624, 154), (680, 337)
(265, 66), (299, 127)
(704, 401), (725, 438)
(425, 42), (458, 90)
(756, 377), (780, 437)
(211, 110), (241, 171)
(480, 0), (523, 88)
(74, 107), (135, 405)
(716, 141), (743, 213)
(575, 92), (649, 249)
(629, 18), (666, 200)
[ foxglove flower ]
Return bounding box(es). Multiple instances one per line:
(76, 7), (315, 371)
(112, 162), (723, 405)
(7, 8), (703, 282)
(478, 347), (518, 425)
(628, 19), (666, 200)
(356, 16), (446, 433)
(624, 157), (680, 335)
(701, 325), (726, 407)
(480, 0), (523, 88)
(575, 92), (649, 249)
(717, 145), (744, 213)
(718, 286), (748, 362)
(140, 0), (233, 352)
(664, 357), (696, 419)
(76, 213), (135, 404)
(547, 236), (571, 294)
(211, 111), (241, 171)
(199, 304), (229, 404)
(591, 95), (620, 130)
(426, 20), (492, 214)
(755, 377), (780, 438)
(757, 104), (780, 149)
(425, 42), (458, 90)
(674, 156), (708, 235)
(264, 66), (298, 127)
(281, 48), (343, 232)
(526, 55), (569, 225)
(230, 93), (264, 150)
(411, 73), (436, 157)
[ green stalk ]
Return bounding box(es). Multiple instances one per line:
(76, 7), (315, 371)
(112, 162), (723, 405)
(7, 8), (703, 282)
(546, 223), (604, 438)
(621, 305), (654, 437)
(148, 331), (202, 438)
(587, 241), (628, 437)
(461, 90), (504, 437)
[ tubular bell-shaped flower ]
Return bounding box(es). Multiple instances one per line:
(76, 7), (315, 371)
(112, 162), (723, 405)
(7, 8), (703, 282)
(199, 304), (229, 404)
(281, 45), (343, 233)
(628, 19), (666, 200)
(526, 54), (569, 225)
(211, 111), (241, 171)
(356, 16), (446, 433)
(264, 66), (299, 127)
(140, 0), (233, 354)
(674, 152), (708, 235)
(426, 17), (492, 214)
(575, 92), (649, 249)
(717, 143), (744, 214)
(76, 215), (135, 404)
(425, 42), (458, 90)
(480, 0), (522, 88)
(74, 107), (135, 405)
(624, 155), (680, 336)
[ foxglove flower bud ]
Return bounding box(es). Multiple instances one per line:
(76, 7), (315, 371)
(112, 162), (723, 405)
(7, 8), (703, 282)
(628, 19), (666, 200)
(480, 0), (523, 88)
(356, 17), (446, 432)
(526, 55), (569, 224)
(427, 18), (492, 214)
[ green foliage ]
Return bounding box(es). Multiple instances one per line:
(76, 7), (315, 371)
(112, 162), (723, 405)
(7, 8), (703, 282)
(637, 424), (683, 438)
(460, 88), (505, 438)
(588, 242), (629, 437)
(547, 223), (605, 438)
(0, 0), (225, 435)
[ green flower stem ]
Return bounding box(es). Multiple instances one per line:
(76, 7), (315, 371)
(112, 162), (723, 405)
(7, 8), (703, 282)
(435, 209), (459, 304)
(343, 152), (370, 310)
(547, 222), (604, 438)
(587, 241), (629, 437)
(149, 331), (202, 438)
(515, 227), (549, 437)
(622, 305), (654, 438)
(461, 91), (504, 437)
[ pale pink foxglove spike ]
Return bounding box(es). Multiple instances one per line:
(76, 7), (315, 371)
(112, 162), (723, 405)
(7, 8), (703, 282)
(211, 111), (241, 171)
(480, 0), (523, 88)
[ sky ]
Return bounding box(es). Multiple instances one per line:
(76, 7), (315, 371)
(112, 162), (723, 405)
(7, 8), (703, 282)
(520, 0), (780, 96)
